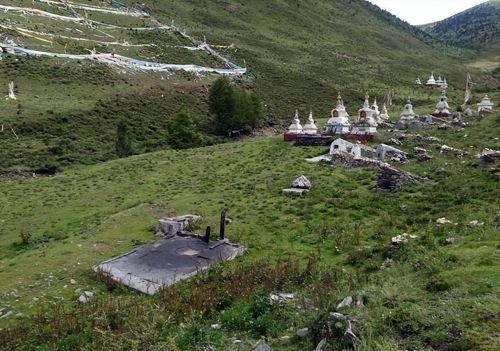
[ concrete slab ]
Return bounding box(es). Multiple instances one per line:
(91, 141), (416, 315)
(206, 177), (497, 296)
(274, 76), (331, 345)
(94, 234), (245, 295)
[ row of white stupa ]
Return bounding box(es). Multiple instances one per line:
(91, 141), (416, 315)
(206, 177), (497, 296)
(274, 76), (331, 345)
(415, 73), (448, 89)
(288, 94), (388, 136)
(289, 92), (496, 135)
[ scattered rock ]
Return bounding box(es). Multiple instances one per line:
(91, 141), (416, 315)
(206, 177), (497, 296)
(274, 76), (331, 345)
(296, 328), (309, 338)
(70, 279), (76, 284)
(211, 323), (221, 330)
(386, 138), (403, 146)
(329, 312), (359, 346)
(391, 233), (417, 245)
(436, 217), (452, 225)
(414, 147), (433, 161)
(478, 149), (500, 163)
(291, 175), (311, 189)
(469, 220), (484, 227)
(78, 294), (89, 304)
(270, 293), (294, 302)
(440, 145), (467, 158)
(444, 237), (456, 245)
(381, 258), (393, 268)
(437, 123), (449, 130)
(254, 340), (272, 351)
(336, 296), (353, 309)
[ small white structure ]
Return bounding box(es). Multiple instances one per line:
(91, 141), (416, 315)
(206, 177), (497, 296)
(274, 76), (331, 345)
(477, 95), (494, 113)
(7, 81), (16, 100)
(379, 103), (390, 121)
(426, 73), (437, 87)
(432, 90), (451, 117)
(400, 99), (417, 121)
(415, 77), (422, 86)
(287, 110), (303, 134)
(352, 93), (377, 135)
(329, 138), (354, 154)
(324, 93), (351, 134)
(303, 111), (318, 135)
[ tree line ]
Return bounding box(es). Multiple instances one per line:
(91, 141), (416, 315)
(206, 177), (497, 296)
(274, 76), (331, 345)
(116, 76), (264, 156)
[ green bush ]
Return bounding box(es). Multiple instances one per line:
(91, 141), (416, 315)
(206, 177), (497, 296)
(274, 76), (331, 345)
(388, 302), (424, 335)
(166, 110), (203, 149)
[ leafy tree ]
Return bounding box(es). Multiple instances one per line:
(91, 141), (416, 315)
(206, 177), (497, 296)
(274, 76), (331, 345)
(115, 120), (133, 157)
(208, 77), (263, 136)
(166, 110), (202, 149)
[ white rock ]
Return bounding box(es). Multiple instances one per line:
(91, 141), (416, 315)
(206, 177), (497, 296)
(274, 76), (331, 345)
(296, 328), (309, 338)
(336, 296), (353, 309)
(291, 175), (311, 189)
(436, 217), (452, 225)
(78, 295), (89, 304)
(469, 220), (484, 226)
(211, 323), (221, 330)
(391, 233), (417, 245)
(70, 279), (76, 284)
(84, 291), (94, 297)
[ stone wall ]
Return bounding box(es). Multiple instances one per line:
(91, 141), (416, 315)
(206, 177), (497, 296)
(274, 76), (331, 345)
(329, 153), (430, 191)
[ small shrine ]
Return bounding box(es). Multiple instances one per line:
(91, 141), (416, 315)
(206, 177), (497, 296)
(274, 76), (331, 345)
(351, 94), (377, 138)
(379, 103), (390, 121)
(477, 95), (494, 113)
(425, 73), (447, 89)
(400, 99), (417, 121)
(426, 73), (437, 87)
(324, 93), (351, 134)
(415, 77), (422, 86)
(303, 111), (318, 135)
(432, 91), (451, 117)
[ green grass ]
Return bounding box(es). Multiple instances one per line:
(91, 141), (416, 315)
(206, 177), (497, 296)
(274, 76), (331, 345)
(0, 109), (499, 350)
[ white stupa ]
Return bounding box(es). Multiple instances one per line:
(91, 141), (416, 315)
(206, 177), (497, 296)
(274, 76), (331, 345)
(477, 94), (494, 113)
(426, 73), (437, 87)
(352, 93), (377, 135)
(324, 93), (351, 134)
(400, 99), (417, 121)
(379, 103), (390, 121)
(303, 111), (318, 135)
(287, 110), (303, 134)
(432, 90), (451, 117)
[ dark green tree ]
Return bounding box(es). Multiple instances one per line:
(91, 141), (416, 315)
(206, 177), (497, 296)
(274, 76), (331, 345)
(166, 110), (202, 149)
(208, 77), (263, 136)
(208, 76), (236, 135)
(115, 120), (133, 158)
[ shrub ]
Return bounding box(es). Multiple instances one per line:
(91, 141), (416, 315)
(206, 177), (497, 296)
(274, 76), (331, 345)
(115, 120), (133, 157)
(166, 110), (203, 149)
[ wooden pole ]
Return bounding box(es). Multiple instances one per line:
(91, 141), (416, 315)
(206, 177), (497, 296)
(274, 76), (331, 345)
(204, 226), (211, 243)
(219, 209), (227, 240)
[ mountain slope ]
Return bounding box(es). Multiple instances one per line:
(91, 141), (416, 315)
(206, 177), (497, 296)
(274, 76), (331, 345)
(424, 0), (500, 50)
(0, 0), (487, 171)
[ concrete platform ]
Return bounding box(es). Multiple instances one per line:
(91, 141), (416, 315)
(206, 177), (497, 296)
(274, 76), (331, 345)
(94, 235), (245, 295)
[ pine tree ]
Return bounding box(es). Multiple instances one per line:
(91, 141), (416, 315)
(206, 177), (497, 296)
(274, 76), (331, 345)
(166, 110), (202, 149)
(208, 76), (236, 135)
(115, 120), (133, 158)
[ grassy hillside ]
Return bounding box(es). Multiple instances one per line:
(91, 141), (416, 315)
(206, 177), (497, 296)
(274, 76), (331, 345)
(0, 99), (499, 349)
(1, 0), (493, 171)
